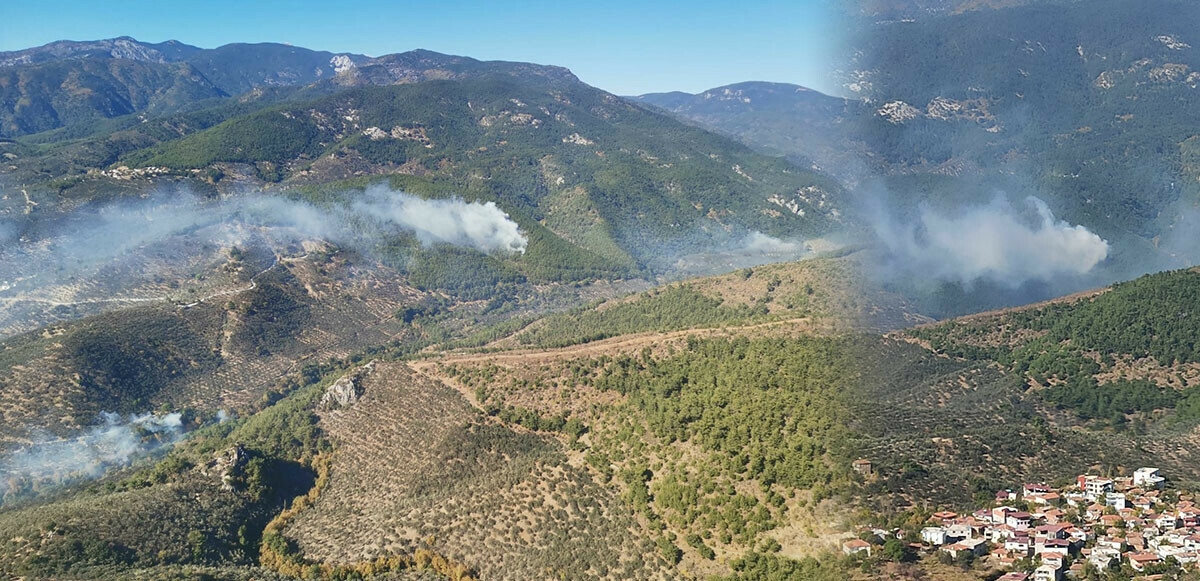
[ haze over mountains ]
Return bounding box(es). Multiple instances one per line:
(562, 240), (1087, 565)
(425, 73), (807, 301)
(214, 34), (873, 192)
(632, 82), (862, 177)
(2, 2), (1200, 579)
(631, 0), (1200, 317)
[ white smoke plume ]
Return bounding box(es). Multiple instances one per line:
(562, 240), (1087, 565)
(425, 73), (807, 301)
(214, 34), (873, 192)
(0, 186), (526, 299)
(235, 186), (527, 254)
(738, 231), (806, 255)
(872, 196), (1110, 287)
(351, 185), (528, 254)
(0, 412), (184, 501)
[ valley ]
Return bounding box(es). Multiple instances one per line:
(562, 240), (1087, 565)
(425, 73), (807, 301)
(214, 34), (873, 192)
(3, 2), (1200, 579)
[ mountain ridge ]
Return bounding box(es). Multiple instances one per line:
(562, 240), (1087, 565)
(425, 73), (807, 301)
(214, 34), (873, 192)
(0, 38), (586, 138)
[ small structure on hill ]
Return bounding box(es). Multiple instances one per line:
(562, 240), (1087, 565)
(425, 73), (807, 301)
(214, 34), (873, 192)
(852, 458), (873, 476)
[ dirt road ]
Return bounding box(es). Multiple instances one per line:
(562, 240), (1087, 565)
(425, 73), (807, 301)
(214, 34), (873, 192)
(410, 315), (823, 372)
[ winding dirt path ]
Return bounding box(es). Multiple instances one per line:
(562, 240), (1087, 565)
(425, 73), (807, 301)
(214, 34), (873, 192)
(411, 315), (821, 371)
(178, 254), (284, 309)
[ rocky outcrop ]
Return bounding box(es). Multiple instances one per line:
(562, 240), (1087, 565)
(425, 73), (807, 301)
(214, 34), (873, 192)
(320, 361), (376, 410)
(1156, 35), (1191, 51)
(330, 54), (357, 74)
(206, 443), (248, 491)
(562, 132), (594, 145)
(1149, 63), (1191, 83)
(877, 100), (922, 124)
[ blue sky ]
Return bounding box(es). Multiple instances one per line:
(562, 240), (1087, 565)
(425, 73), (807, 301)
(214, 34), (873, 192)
(0, 0), (847, 95)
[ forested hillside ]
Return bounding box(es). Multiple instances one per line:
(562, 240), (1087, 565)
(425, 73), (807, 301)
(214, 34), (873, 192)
(632, 82), (863, 174)
(909, 268), (1200, 429)
(5, 18), (1200, 581)
(0, 38), (366, 137)
(853, 0), (1200, 240)
(141, 81), (840, 261)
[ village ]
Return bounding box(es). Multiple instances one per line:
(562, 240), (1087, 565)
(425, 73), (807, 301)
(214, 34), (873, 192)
(842, 467), (1200, 580)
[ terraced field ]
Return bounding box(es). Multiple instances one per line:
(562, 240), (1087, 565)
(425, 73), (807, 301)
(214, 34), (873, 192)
(285, 362), (676, 580)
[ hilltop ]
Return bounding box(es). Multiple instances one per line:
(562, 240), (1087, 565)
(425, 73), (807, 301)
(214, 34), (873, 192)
(632, 82), (863, 176)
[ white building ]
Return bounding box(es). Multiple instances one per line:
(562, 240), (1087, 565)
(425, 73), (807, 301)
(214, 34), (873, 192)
(1033, 564), (1061, 581)
(1105, 492), (1127, 510)
(922, 527), (948, 546)
(946, 523), (973, 540)
(1089, 547), (1120, 571)
(1084, 478), (1114, 499)
(1133, 467), (1166, 489)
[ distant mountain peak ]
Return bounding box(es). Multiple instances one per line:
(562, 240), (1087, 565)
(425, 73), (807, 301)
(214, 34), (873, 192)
(337, 48), (580, 87)
(0, 36), (202, 67)
(635, 81), (845, 114)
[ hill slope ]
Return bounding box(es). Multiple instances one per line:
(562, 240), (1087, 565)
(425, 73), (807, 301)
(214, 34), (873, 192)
(852, 0), (1200, 240)
(632, 82), (863, 175)
(129, 77), (843, 264)
(0, 37), (368, 137)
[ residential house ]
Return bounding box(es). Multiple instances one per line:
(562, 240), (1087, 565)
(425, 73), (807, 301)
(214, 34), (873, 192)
(1134, 468), (1166, 489)
(997, 573), (1029, 581)
(1084, 477), (1115, 499)
(1035, 538), (1071, 556)
(922, 527), (950, 546)
(946, 523), (973, 540)
(1128, 552), (1161, 572)
(1028, 492), (1062, 506)
(1089, 547), (1121, 571)
(852, 459), (873, 476)
(1007, 512), (1032, 530)
(843, 539), (872, 556)
(942, 537), (988, 558)
(1024, 483), (1052, 497)
(993, 506), (1017, 524)
(1041, 551), (1067, 569)
(1005, 535), (1032, 556)
(1105, 492), (1127, 510)
(1032, 564), (1061, 581)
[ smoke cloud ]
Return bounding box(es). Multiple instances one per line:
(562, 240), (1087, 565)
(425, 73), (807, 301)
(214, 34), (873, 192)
(234, 185), (527, 254)
(0, 412), (184, 501)
(0, 185), (525, 314)
(0, 185), (526, 280)
(871, 195), (1110, 287)
(350, 186), (527, 254)
(738, 231), (806, 255)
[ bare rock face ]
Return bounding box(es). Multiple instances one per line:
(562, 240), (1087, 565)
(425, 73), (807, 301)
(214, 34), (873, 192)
(877, 100), (922, 124)
(208, 443), (248, 491)
(319, 361), (376, 410)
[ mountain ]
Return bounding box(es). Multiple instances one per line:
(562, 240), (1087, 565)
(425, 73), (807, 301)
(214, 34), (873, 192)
(4, 22), (1200, 581)
(333, 48), (579, 87)
(0, 37), (368, 137)
(887, 268), (1200, 500)
(0, 37), (203, 67)
(170, 42), (367, 95)
(852, 0), (1200, 237)
(136, 82), (841, 262)
(634, 82), (847, 128)
(632, 82), (863, 175)
(0, 57), (228, 136)
(854, 0), (1077, 19)
(1, 49), (848, 277)
(0, 251), (903, 580)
